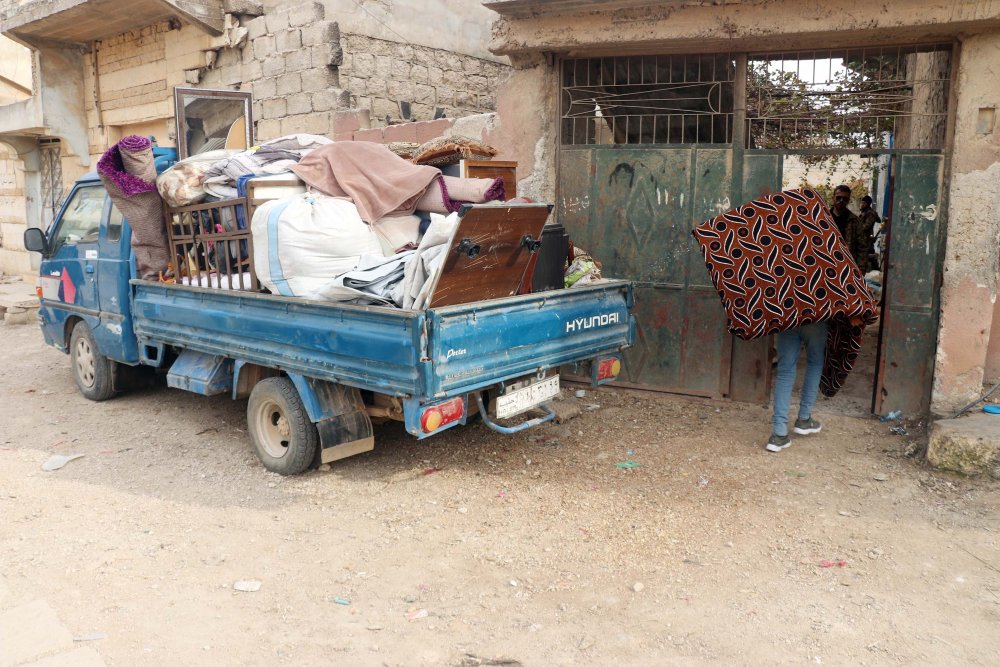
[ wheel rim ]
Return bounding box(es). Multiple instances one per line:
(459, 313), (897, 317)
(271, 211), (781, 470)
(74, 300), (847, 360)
(74, 336), (96, 388)
(254, 399), (291, 459)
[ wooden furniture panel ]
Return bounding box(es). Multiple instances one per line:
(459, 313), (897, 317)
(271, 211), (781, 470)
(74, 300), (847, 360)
(428, 203), (551, 308)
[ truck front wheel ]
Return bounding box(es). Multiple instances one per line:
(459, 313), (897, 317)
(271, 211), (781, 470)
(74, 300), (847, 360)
(247, 377), (318, 475)
(70, 322), (117, 401)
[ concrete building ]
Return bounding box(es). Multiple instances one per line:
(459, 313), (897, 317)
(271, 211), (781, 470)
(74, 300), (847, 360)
(0, 0), (508, 276)
(484, 0), (1000, 422)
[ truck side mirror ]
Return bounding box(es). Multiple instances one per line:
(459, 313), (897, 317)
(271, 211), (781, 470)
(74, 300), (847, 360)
(23, 227), (49, 255)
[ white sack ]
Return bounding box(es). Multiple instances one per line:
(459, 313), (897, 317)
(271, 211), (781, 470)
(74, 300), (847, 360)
(252, 193), (382, 297)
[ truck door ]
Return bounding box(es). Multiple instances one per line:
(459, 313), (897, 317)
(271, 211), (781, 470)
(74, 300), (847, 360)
(37, 183), (105, 347)
(95, 200), (141, 362)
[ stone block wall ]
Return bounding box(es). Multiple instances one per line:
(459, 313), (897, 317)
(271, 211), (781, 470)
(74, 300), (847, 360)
(339, 33), (506, 126)
(82, 22), (213, 159)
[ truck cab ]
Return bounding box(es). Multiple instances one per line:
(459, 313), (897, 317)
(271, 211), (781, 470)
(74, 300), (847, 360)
(23, 147), (176, 399)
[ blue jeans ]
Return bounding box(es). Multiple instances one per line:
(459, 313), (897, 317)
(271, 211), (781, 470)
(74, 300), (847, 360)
(772, 322), (828, 436)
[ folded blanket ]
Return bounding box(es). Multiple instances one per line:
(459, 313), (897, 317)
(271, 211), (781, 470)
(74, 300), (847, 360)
(692, 188), (878, 397)
(415, 175), (506, 214)
(98, 135), (169, 280)
(201, 134), (331, 200)
(312, 251), (415, 306)
(372, 214), (422, 256)
(291, 142), (441, 223)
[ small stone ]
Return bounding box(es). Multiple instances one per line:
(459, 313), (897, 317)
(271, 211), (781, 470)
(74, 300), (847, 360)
(873, 473), (888, 482)
(632, 582), (644, 593)
(457, 507), (468, 514)
(838, 510), (852, 517)
(509, 579), (519, 587)
(318, 464), (331, 472)
(233, 580), (262, 592)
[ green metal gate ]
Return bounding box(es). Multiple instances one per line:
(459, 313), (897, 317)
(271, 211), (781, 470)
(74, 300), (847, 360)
(875, 154), (946, 415)
(558, 146), (780, 400)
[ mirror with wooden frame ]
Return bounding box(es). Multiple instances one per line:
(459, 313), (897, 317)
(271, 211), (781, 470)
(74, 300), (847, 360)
(174, 87), (254, 159)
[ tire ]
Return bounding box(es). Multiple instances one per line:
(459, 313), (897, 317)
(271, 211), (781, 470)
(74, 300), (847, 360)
(70, 322), (117, 401)
(247, 377), (319, 475)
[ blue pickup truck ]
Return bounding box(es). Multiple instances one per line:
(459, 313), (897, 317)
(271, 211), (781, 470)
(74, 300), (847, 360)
(24, 168), (635, 475)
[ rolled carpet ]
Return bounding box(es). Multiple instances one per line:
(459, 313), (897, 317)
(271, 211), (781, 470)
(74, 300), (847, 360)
(98, 135), (170, 280)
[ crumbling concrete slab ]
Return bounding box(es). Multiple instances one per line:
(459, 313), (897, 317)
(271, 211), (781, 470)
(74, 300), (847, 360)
(0, 279), (38, 325)
(928, 412), (1000, 479)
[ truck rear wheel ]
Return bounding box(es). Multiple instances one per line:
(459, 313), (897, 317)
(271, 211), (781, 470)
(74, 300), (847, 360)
(247, 377), (318, 475)
(70, 321), (117, 401)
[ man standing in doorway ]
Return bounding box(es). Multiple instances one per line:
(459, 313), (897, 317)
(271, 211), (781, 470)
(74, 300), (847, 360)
(830, 184), (872, 274)
(859, 194), (882, 270)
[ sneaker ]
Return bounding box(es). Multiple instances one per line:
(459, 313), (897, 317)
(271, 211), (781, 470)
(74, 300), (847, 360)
(793, 417), (822, 435)
(765, 433), (791, 452)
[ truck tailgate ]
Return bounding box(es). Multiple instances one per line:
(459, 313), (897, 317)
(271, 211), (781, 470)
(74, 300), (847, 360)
(425, 279), (634, 397)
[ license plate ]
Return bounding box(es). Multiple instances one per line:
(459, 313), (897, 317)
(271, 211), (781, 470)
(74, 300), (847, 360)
(496, 375), (560, 419)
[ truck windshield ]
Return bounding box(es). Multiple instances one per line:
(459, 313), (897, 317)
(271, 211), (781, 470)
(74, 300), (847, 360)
(51, 185), (106, 252)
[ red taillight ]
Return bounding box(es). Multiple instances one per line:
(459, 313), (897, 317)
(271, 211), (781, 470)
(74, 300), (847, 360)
(420, 397), (465, 433)
(597, 357), (622, 380)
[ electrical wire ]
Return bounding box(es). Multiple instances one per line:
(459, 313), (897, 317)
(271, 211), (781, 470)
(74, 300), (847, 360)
(951, 379), (1000, 419)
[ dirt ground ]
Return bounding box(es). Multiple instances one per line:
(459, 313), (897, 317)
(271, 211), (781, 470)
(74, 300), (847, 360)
(1, 321), (998, 667)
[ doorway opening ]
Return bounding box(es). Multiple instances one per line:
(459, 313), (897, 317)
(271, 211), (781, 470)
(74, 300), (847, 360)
(747, 45), (952, 417)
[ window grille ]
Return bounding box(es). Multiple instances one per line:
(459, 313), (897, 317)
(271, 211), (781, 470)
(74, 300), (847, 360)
(561, 55), (735, 146)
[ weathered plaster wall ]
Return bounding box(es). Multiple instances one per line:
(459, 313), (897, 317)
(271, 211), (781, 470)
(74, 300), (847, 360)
(481, 54), (555, 201)
(38, 45), (90, 165)
(934, 32), (1000, 412)
(0, 140), (28, 275)
(489, 0), (1000, 56)
(0, 35), (31, 104)
(986, 295), (1000, 383)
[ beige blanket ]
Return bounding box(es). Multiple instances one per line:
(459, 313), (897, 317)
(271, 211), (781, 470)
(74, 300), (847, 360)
(291, 142), (440, 223)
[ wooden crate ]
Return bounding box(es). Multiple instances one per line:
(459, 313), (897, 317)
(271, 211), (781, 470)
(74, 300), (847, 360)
(164, 198), (259, 292)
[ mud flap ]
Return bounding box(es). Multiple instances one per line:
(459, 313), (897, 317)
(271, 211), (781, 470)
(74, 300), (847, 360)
(286, 374), (374, 463)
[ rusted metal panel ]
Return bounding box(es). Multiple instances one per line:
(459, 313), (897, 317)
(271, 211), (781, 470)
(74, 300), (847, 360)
(558, 146), (743, 395)
(558, 145), (782, 401)
(875, 153), (944, 416)
(728, 152), (783, 403)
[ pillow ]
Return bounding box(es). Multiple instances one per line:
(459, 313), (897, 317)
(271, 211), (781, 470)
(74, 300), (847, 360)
(411, 135), (498, 166)
(385, 141), (420, 160)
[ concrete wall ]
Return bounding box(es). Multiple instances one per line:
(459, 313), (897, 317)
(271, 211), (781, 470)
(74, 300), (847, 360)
(267, 0), (504, 62)
(0, 35), (31, 104)
(0, 140), (28, 276)
(81, 22), (211, 159)
(933, 33), (1000, 411)
(69, 3), (509, 157)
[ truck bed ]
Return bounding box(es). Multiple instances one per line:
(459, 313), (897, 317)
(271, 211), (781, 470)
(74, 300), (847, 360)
(131, 279), (634, 400)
